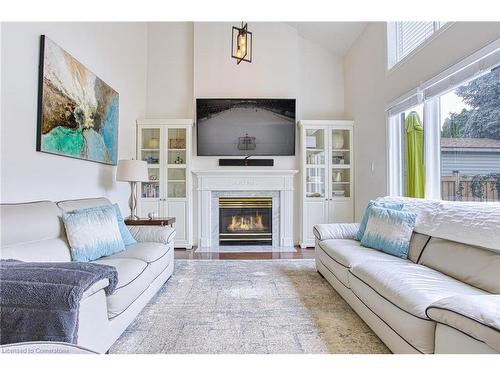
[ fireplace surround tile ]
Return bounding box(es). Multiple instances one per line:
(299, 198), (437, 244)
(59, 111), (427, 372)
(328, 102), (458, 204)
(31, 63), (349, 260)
(193, 170), (298, 251)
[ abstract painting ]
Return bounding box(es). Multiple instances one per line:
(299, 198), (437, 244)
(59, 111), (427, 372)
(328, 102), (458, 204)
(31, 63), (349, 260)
(37, 35), (119, 165)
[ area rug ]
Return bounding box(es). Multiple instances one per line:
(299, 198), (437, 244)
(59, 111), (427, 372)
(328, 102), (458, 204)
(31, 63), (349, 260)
(109, 260), (390, 354)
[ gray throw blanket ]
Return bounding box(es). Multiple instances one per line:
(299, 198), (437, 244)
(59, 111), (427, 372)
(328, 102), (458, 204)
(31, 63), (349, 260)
(0, 259), (118, 345)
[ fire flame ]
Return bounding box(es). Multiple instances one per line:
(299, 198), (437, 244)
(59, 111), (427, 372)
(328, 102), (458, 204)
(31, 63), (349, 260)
(227, 211), (267, 231)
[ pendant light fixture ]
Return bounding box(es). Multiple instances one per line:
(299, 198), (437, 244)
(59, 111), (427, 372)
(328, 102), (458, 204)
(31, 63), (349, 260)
(231, 22), (252, 64)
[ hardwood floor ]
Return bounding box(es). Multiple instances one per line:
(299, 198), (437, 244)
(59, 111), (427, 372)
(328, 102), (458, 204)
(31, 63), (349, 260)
(174, 246), (315, 260)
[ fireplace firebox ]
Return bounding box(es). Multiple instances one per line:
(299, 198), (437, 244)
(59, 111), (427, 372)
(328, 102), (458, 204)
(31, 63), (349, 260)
(219, 197), (272, 245)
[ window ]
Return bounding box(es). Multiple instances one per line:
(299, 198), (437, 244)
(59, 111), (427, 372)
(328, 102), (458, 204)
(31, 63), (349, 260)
(387, 40), (500, 202)
(439, 68), (500, 202)
(387, 22), (445, 69)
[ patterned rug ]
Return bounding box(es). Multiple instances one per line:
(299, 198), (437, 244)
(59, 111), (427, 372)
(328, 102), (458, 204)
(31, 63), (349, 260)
(109, 260), (389, 354)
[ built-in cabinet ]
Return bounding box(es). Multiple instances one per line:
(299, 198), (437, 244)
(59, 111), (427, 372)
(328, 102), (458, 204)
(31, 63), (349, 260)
(136, 119), (193, 249)
(299, 120), (354, 248)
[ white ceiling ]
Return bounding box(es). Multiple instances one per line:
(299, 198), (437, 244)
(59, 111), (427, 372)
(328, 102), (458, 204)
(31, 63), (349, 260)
(287, 22), (368, 56)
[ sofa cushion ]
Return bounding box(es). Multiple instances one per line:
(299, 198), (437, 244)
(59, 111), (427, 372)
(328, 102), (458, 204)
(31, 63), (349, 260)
(1, 238), (71, 262)
(350, 261), (486, 319)
(407, 232), (430, 263)
(1, 201), (64, 246)
(356, 200), (404, 241)
(93, 258), (147, 290)
(317, 239), (404, 287)
(348, 271), (437, 353)
(360, 205), (417, 259)
(348, 261), (487, 353)
(318, 239), (403, 269)
(107, 242), (170, 264)
(92, 257), (149, 317)
(418, 237), (500, 294)
(426, 295), (500, 352)
(57, 197), (111, 213)
(92, 250), (171, 318)
(63, 206), (125, 262)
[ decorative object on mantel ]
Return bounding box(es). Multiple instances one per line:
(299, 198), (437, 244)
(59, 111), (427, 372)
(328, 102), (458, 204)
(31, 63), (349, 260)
(231, 22), (252, 64)
(37, 35), (119, 165)
(116, 159), (148, 220)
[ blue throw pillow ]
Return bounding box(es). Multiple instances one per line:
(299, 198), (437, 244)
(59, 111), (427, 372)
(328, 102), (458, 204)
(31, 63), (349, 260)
(356, 200), (404, 241)
(360, 205), (417, 259)
(63, 205), (125, 262)
(113, 204), (137, 246)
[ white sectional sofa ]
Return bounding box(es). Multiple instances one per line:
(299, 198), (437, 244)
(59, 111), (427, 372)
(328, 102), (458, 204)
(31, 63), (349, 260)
(0, 197), (175, 353)
(314, 197), (500, 354)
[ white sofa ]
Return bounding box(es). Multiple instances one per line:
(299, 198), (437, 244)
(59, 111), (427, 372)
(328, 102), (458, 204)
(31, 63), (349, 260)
(314, 197), (500, 354)
(0, 197), (175, 353)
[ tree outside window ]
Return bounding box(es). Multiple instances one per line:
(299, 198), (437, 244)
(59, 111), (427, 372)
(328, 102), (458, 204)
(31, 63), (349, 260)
(440, 68), (500, 202)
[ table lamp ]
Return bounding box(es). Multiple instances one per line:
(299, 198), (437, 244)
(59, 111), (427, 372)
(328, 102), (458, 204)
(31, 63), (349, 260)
(116, 159), (148, 220)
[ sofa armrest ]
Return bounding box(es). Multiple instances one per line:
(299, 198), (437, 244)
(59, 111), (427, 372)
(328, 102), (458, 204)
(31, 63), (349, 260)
(82, 278), (109, 300)
(126, 225), (176, 245)
(426, 295), (500, 352)
(313, 223), (360, 241)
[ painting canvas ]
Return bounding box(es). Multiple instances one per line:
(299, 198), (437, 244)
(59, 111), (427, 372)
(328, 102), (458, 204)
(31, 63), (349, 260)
(37, 35), (119, 165)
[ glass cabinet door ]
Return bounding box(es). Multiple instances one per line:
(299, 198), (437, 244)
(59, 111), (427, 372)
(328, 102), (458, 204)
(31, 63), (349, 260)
(166, 128), (187, 198)
(140, 128), (161, 199)
(305, 128), (325, 166)
(330, 129), (351, 199)
(305, 128), (326, 198)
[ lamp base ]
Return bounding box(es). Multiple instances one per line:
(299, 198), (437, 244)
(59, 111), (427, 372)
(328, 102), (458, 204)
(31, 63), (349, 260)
(126, 214), (141, 220)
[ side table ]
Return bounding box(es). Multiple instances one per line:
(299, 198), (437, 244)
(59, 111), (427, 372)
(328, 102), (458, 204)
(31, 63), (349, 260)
(124, 217), (176, 227)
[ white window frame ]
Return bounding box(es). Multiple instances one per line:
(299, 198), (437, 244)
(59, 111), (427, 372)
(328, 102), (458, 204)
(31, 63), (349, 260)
(386, 39), (500, 198)
(386, 22), (451, 71)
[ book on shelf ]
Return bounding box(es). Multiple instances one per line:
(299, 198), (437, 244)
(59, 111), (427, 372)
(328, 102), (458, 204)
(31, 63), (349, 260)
(142, 183), (160, 198)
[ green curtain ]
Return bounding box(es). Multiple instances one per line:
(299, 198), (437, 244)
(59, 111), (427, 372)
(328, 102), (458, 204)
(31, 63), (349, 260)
(405, 111), (425, 198)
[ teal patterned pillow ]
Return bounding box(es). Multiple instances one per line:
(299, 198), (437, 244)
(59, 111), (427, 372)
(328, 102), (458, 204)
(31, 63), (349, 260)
(112, 203), (137, 246)
(356, 200), (404, 241)
(360, 205), (417, 259)
(63, 205), (125, 262)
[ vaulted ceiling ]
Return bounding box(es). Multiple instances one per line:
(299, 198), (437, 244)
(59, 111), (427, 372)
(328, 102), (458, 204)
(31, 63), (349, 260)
(287, 22), (368, 56)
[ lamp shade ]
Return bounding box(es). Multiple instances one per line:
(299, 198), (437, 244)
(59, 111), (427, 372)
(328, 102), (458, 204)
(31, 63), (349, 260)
(116, 159), (149, 182)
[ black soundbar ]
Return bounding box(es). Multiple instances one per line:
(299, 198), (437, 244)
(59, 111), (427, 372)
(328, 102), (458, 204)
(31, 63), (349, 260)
(218, 158), (274, 166)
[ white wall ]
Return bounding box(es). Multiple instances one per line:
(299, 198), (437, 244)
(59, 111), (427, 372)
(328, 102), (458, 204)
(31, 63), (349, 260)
(145, 22), (194, 118)
(299, 36), (344, 120)
(0, 22), (148, 213)
(344, 22), (500, 219)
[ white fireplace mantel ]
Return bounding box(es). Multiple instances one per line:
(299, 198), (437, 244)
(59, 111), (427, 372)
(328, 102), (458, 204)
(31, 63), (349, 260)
(192, 170), (298, 249)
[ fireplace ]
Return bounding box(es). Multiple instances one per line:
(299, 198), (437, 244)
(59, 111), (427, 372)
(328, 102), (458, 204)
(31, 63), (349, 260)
(219, 197), (272, 245)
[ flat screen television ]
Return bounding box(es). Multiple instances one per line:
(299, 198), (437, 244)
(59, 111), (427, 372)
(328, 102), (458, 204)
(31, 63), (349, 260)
(196, 98), (296, 156)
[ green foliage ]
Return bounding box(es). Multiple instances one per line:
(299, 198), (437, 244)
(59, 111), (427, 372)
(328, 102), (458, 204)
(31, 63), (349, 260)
(469, 173), (500, 200)
(470, 174), (488, 199)
(441, 69), (500, 140)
